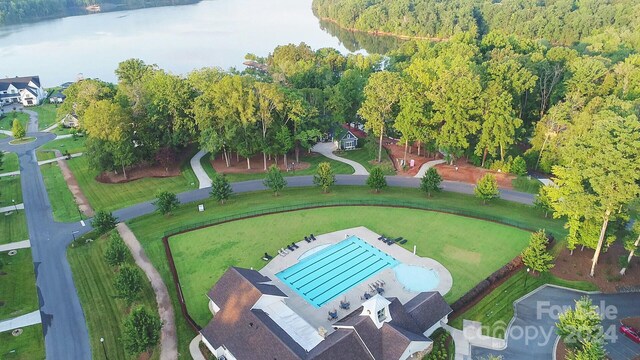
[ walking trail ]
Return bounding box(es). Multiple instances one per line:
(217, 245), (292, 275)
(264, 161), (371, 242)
(52, 150), (94, 217)
(190, 149), (212, 189)
(116, 223), (178, 360)
(311, 142), (368, 175)
(413, 159), (446, 178)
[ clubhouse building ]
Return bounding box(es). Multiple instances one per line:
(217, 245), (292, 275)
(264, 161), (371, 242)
(0, 76), (47, 106)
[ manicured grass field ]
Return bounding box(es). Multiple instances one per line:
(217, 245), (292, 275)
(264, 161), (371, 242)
(0, 112), (29, 131)
(0, 211), (28, 245)
(336, 147), (395, 175)
(38, 135), (86, 154)
(67, 155), (198, 212)
(0, 152), (19, 174)
(31, 104), (58, 130)
(170, 206), (531, 326)
(201, 152), (355, 182)
(449, 269), (598, 338)
(0, 249), (39, 319)
(0, 324), (45, 360)
(0, 176), (23, 207)
(41, 163), (81, 222)
(67, 232), (159, 360)
(127, 186), (565, 354)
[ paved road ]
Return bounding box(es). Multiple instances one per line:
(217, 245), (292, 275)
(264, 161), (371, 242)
(471, 286), (640, 360)
(0, 127), (536, 360)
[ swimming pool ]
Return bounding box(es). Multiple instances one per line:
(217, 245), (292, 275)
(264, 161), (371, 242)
(276, 236), (399, 307)
(393, 264), (440, 292)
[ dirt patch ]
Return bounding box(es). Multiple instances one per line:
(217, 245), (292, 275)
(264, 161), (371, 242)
(551, 243), (640, 293)
(381, 137), (440, 176)
(555, 339), (569, 360)
(435, 160), (516, 189)
(96, 146), (196, 184)
(210, 152), (310, 174)
(443, 244), (481, 264)
(55, 151), (95, 217)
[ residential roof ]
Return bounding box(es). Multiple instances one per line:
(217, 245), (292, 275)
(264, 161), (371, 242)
(0, 76), (41, 89)
(51, 91), (66, 99)
(404, 292), (453, 331)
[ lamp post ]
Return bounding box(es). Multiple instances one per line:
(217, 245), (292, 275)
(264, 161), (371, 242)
(71, 230), (79, 242)
(100, 337), (108, 359)
(12, 199), (17, 212)
(76, 206), (83, 220)
(523, 267), (530, 289)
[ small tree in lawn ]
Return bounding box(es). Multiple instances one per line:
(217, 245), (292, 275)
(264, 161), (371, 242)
(367, 167), (387, 193)
(92, 210), (118, 234)
(474, 173), (499, 204)
(123, 305), (161, 355)
(104, 232), (128, 267)
(313, 162), (335, 193)
(556, 296), (604, 350)
(263, 164), (287, 196)
(114, 265), (144, 304)
(153, 191), (180, 216)
(521, 230), (554, 274)
(420, 167), (442, 197)
(210, 173), (233, 204)
(534, 188), (553, 218)
(12, 119), (25, 139)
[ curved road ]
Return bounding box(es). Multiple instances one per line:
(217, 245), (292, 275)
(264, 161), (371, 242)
(0, 130), (534, 360)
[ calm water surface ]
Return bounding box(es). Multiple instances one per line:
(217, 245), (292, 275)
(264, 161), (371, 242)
(0, 0), (382, 86)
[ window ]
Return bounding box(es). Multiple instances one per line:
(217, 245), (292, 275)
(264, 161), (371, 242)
(344, 140), (355, 149)
(377, 308), (386, 322)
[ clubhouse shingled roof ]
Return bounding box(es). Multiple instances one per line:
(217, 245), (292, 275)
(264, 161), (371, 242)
(200, 267), (452, 360)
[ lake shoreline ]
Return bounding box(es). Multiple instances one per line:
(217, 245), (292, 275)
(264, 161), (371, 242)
(315, 16), (449, 43)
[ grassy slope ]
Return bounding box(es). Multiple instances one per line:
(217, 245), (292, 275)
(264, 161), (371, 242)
(170, 206), (531, 325)
(67, 155), (198, 212)
(38, 136), (86, 154)
(336, 147), (395, 175)
(127, 186), (565, 355)
(67, 232), (159, 360)
(0, 324), (45, 360)
(31, 104), (58, 130)
(0, 249), (39, 319)
(0, 176), (23, 207)
(0, 152), (19, 174)
(202, 152), (355, 182)
(0, 112), (29, 131)
(40, 163), (81, 222)
(449, 269), (598, 338)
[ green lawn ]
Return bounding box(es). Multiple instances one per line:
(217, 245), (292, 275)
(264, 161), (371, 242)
(0, 112), (29, 131)
(0, 176), (23, 207)
(127, 186), (565, 355)
(31, 104), (58, 130)
(1, 152), (19, 174)
(512, 176), (543, 194)
(449, 269), (598, 338)
(0, 324), (45, 360)
(336, 148), (395, 175)
(67, 154), (198, 212)
(67, 231), (160, 360)
(41, 163), (81, 222)
(202, 152), (355, 182)
(35, 151), (57, 162)
(38, 135), (86, 154)
(0, 133), (7, 140)
(0, 211), (28, 245)
(170, 206), (531, 326)
(0, 249), (39, 319)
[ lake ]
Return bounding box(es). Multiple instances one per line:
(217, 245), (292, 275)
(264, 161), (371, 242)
(0, 0), (397, 87)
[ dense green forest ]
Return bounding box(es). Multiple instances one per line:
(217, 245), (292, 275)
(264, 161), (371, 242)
(0, 0), (199, 25)
(312, 0), (640, 52)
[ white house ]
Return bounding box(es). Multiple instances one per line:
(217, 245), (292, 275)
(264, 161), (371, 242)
(0, 76), (47, 107)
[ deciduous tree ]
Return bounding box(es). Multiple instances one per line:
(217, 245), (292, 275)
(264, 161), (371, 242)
(12, 119), (25, 139)
(313, 162), (335, 193)
(521, 230), (554, 274)
(92, 210), (118, 234)
(153, 191), (180, 216)
(556, 296), (605, 350)
(420, 167), (442, 197)
(366, 167), (387, 193)
(114, 265), (144, 304)
(104, 232), (128, 267)
(474, 173), (499, 204)
(123, 306), (161, 355)
(263, 164), (287, 196)
(210, 174), (233, 204)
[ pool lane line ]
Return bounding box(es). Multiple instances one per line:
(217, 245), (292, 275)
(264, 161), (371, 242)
(285, 245), (363, 283)
(313, 262), (391, 306)
(280, 241), (358, 280)
(303, 254), (383, 297)
(297, 250), (372, 290)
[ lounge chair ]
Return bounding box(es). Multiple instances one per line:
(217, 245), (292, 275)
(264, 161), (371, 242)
(327, 310), (338, 321)
(399, 239), (407, 245)
(281, 247), (289, 254)
(364, 293), (371, 300)
(310, 234), (317, 241)
(386, 240), (394, 246)
(394, 237), (403, 243)
(340, 300), (351, 310)
(377, 235), (384, 240)
(262, 252), (273, 261)
(376, 287), (384, 294)
(291, 242), (299, 249)
(278, 249), (286, 257)
(287, 245), (295, 251)
(304, 236), (311, 243)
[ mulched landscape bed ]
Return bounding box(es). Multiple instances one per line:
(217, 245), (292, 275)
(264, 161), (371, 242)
(96, 146), (195, 184)
(210, 152), (310, 174)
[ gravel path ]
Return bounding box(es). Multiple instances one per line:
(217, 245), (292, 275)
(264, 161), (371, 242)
(53, 150), (94, 217)
(116, 223), (178, 360)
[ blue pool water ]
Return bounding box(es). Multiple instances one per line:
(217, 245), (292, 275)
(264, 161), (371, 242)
(393, 264), (440, 292)
(276, 236), (399, 307)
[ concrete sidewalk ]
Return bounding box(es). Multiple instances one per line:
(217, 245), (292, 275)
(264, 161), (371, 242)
(0, 310), (42, 332)
(0, 203), (24, 213)
(414, 159), (446, 178)
(0, 240), (30, 252)
(37, 152), (83, 166)
(190, 149), (212, 189)
(312, 142), (367, 175)
(0, 170), (20, 177)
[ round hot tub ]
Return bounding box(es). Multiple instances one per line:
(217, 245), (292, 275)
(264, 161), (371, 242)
(394, 264), (440, 292)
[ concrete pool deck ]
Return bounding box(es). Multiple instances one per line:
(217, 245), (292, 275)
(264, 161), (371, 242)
(260, 226), (453, 334)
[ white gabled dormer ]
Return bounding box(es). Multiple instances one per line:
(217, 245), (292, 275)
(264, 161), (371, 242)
(361, 294), (392, 329)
